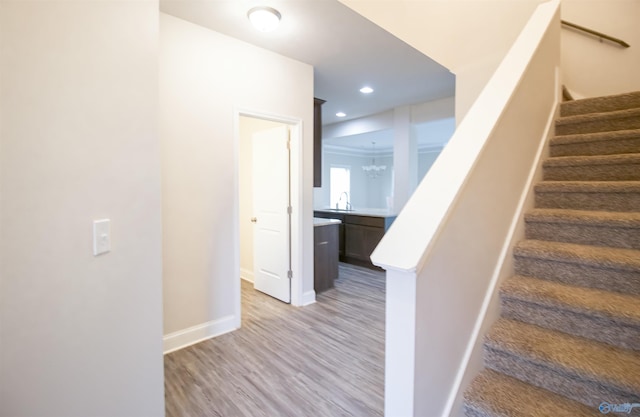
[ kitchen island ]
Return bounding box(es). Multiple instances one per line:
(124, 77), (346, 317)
(314, 209), (397, 270)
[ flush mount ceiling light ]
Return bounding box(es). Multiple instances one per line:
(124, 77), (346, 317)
(247, 6), (281, 32)
(336, 112), (346, 118)
(360, 86), (374, 94)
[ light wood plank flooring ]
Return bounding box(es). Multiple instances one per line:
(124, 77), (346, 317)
(164, 263), (385, 417)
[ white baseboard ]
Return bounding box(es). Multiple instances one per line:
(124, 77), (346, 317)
(240, 267), (254, 283)
(163, 315), (237, 354)
(301, 290), (316, 306)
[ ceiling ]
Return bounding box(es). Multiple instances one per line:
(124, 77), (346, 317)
(323, 117), (456, 152)
(159, 0), (456, 126)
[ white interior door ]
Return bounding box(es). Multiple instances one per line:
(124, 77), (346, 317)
(252, 125), (291, 303)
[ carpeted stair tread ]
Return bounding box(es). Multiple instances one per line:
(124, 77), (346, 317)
(485, 319), (640, 401)
(514, 240), (640, 272)
(501, 276), (640, 327)
(525, 208), (640, 249)
(464, 369), (597, 417)
(555, 107), (640, 136)
(525, 208), (640, 228)
(500, 276), (640, 350)
(549, 129), (640, 157)
(550, 128), (640, 147)
(535, 181), (640, 212)
(536, 180), (640, 193)
(543, 153), (640, 181)
(513, 240), (640, 294)
(560, 91), (640, 117)
(544, 153), (640, 167)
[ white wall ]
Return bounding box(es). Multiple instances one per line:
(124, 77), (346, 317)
(338, 0), (543, 122)
(418, 149), (443, 181)
(367, 155), (394, 209)
(415, 117), (456, 183)
(0, 2), (164, 416)
(561, 0), (640, 98)
(239, 117), (285, 282)
(411, 97), (456, 124)
(160, 14), (314, 351)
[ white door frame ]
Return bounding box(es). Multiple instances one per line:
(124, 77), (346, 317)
(233, 108), (305, 325)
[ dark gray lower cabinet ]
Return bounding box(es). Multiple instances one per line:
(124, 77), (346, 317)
(343, 215), (389, 269)
(344, 224), (385, 263)
(314, 223), (339, 294)
(314, 211), (396, 270)
(313, 211), (345, 258)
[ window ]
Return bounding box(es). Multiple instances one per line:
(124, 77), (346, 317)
(330, 166), (350, 209)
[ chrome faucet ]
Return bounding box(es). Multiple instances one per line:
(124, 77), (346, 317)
(336, 191), (352, 211)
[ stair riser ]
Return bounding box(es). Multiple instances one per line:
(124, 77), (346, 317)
(525, 221), (640, 249)
(549, 137), (640, 157)
(501, 298), (639, 350)
(462, 407), (488, 417)
(465, 369), (599, 417)
(543, 164), (640, 181)
(535, 191), (640, 212)
(556, 115), (640, 136)
(560, 93), (640, 117)
(484, 348), (633, 409)
(513, 255), (640, 295)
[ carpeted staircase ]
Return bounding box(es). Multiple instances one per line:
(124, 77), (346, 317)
(464, 91), (640, 417)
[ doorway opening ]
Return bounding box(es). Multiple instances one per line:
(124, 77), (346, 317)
(236, 110), (305, 326)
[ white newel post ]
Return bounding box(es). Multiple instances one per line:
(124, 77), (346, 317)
(385, 268), (418, 417)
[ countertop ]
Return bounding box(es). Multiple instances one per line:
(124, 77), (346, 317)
(314, 208), (397, 218)
(313, 217), (342, 227)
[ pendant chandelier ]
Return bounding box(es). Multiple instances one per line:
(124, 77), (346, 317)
(362, 141), (386, 179)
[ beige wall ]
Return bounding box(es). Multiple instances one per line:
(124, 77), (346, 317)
(239, 116), (285, 282)
(0, 2), (164, 416)
(561, 0), (640, 98)
(160, 13), (314, 351)
(338, 0), (543, 122)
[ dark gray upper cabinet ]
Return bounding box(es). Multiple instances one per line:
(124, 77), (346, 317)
(313, 98), (325, 188)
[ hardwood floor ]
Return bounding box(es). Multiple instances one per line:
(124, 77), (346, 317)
(164, 263), (385, 417)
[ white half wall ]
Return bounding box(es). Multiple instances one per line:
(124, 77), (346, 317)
(160, 14), (314, 351)
(561, 0), (640, 98)
(0, 2), (164, 416)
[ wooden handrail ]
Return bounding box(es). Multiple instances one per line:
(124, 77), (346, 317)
(561, 20), (630, 48)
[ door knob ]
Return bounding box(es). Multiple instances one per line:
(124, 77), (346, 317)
(251, 217), (257, 223)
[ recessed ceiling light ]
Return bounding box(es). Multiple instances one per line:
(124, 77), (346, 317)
(360, 86), (374, 94)
(247, 6), (281, 32)
(336, 112), (346, 117)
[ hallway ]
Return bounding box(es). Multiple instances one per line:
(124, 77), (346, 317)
(164, 263), (385, 417)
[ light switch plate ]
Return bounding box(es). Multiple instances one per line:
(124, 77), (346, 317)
(93, 219), (111, 256)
